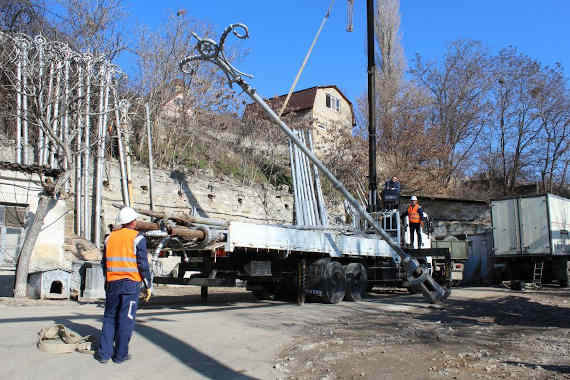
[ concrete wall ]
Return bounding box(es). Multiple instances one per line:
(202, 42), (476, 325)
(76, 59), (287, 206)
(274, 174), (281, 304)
(97, 161), (296, 234)
(400, 197), (491, 239)
(0, 168), (67, 272)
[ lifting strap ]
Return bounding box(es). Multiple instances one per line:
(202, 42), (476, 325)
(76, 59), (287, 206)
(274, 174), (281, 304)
(37, 324), (95, 354)
(278, 0), (336, 117)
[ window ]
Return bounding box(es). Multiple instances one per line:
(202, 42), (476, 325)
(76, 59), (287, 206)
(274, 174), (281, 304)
(0, 205), (26, 268)
(325, 94), (341, 112)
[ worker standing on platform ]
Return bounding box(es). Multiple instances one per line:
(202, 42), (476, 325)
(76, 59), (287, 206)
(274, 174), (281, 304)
(381, 176), (401, 210)
(95, 207), (152, 364)
(401, 196), (425, 249)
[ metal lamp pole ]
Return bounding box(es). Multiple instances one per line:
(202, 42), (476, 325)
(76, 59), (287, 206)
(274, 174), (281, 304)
(366, 0), (378, 213)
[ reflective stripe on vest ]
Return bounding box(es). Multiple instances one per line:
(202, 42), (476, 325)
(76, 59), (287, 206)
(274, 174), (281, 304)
(408, 204), (421, 224)
(105, 228), (142, 282)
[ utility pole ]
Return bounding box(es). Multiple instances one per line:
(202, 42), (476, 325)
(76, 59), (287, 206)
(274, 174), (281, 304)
(145, 103), (155, 210)
(366, 0), (378, 212)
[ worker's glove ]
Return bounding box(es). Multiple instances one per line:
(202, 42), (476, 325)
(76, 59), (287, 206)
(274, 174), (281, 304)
(144, 288), (152, 303)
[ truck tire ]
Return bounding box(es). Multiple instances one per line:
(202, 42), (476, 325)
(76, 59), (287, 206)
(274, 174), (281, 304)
(511, 280), (525, 291)
(322, 261), (346, 304)
(344, 263), (367, 302)
(560, 258), (569, 288)
(407, 284), (421, 294)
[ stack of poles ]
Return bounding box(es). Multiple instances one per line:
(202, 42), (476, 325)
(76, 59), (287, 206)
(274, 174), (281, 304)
(5, 32), (130, 248)
(288, 129), (328, 226)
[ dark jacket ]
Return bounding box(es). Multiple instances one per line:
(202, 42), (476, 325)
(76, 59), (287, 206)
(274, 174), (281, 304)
(384, 179), (400, 192)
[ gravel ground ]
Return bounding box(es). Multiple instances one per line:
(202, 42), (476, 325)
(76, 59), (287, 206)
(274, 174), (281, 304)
(1, 284), (569, 379)
(274, 286), (570, 380)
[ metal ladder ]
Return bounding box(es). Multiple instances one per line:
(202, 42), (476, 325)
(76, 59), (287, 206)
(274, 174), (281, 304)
(533, 261), (544, 287)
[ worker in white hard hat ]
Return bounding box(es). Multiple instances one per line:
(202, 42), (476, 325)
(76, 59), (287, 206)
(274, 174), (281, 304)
(400, 196), (425, 249)
(95, 207), (152, 364)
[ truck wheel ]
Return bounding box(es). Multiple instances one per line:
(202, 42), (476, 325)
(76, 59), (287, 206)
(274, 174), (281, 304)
(323, 261), (346, 304)
(511, 280), (525, 291)
(560, 258), (569, 288)
(344, 263), (368, 302)
(407, 284), (421, 294)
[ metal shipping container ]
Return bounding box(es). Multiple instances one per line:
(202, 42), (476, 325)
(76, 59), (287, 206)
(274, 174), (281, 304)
(491, 193), (570, 256)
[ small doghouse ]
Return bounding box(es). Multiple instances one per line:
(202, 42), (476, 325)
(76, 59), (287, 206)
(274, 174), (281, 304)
(28, 269), (71, 299)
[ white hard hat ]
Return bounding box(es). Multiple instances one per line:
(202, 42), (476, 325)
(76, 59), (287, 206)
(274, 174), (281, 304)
(116, 207), (139, 225)
(410, 196), (418, 201)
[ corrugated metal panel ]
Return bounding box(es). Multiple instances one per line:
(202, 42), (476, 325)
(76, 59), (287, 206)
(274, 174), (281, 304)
(548, 194), (570, 255)
(491, 199), (520, 255)
(519, 196), (550, 255)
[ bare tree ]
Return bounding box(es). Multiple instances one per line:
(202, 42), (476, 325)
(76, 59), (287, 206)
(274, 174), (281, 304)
(375, 0), (405, 88)
(532, 63), (570, 192)
(0, 0), (50, 35)
(131, 11), (240, 170)
(0, 28), (120, 297)
(51, 0), (127, 59)
(410, 39), (492, 188)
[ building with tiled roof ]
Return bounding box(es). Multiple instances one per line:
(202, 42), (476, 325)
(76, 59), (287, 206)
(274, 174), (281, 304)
(243, 85), (355, 157)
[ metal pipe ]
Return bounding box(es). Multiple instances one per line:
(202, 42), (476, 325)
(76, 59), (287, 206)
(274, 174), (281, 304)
(50, 66), (62, 168)
(288, 139), (301, 224)
(308, 132), (328, 225)
(121, 101), (134, 207)
(291, 133), (302, 224)
(113, 92), (129, 206)
(305, 134), (318, 224)
(293, 133), (306, 225)
(302, 131), (320, 225)
(293, 132), (309, 224)
(15, 44), (22, 163)
(145, 103), (154, 210)
(75, 65), (83, 235)
(63, 56), (70, 190)
(38, 41), (45, 165)
(82, 57), (92, 239)
(98, 67), (112, 240)
(21, 44), (28, 165)
(43, 62), (55, 166)
(134, 221), (206, 241)
(289, 134), (301, 224)
(93, 63), (106, 247)
(366, 0), (378, 212)
(298, 132), (312, 225)
(121, 205), (229, 228)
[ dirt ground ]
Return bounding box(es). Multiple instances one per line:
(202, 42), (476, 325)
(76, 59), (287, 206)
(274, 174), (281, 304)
(1, 284), (569, 380)
(274, 285), (570, 380)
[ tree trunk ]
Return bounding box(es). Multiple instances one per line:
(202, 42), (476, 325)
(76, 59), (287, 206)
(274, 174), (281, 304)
(13, 194), (53, 298)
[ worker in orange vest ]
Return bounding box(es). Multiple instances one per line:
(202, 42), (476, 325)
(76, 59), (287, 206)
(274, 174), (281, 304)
(401, 196), (425, 249)
(95, 207), (152, 364)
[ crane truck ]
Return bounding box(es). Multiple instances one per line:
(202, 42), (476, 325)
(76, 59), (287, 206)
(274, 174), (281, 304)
(131, 22), (451, 305)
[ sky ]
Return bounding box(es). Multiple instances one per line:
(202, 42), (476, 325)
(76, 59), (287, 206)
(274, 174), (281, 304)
(116, 1), (570, 108)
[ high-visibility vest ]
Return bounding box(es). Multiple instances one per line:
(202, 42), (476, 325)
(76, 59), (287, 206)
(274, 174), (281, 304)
(407, 204), (421, 224)
(105, 228), (142, 282)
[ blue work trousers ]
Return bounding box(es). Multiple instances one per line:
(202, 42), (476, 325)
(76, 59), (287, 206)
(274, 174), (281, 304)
(98, 279), (140, 362)
(410, 222), (422, 249)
